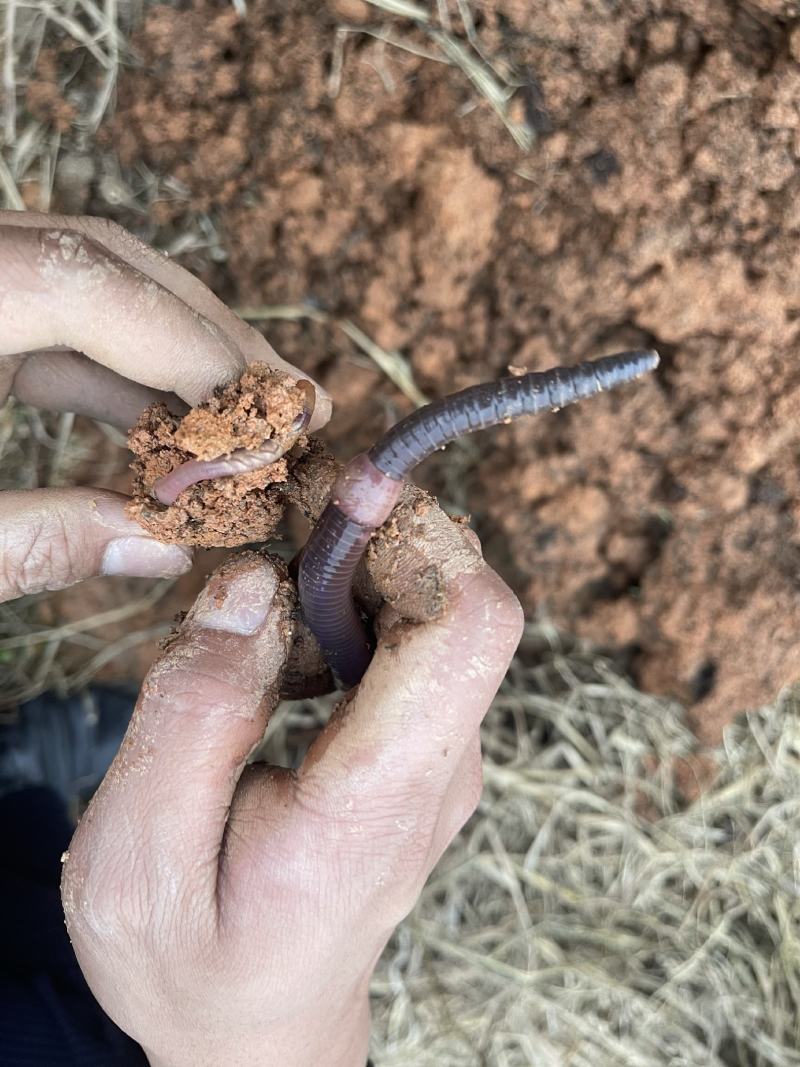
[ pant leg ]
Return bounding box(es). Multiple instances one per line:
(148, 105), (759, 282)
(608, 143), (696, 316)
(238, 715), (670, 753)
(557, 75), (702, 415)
(0, 785), (147, 1067)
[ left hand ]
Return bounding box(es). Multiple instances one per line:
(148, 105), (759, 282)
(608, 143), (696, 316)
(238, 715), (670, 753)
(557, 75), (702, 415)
(0, 211), (331, 601)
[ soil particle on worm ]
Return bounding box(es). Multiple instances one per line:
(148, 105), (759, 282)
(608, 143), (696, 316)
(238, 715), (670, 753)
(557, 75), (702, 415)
(127, 364), (308, 546)
(281, 443), (484, 626)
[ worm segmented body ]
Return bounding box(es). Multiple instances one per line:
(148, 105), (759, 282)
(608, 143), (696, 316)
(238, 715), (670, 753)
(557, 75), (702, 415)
(299, 350), (659, 688)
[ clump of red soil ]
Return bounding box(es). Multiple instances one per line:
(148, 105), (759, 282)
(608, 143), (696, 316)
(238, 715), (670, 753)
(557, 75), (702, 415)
(91, 0), (800, 741)
(127, 364), (308, 547)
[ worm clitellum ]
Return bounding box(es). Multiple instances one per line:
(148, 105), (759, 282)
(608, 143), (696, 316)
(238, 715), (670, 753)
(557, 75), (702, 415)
(298, 350), (659, 688)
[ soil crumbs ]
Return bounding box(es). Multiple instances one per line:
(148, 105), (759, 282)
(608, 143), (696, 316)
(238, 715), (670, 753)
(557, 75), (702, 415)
(128, 364), (307, 546)
(53, 0), (800, 743)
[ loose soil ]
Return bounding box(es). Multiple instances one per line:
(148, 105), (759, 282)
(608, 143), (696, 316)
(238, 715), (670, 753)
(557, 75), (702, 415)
(128, 364), (308, 546)
(41, 0), (800, 742)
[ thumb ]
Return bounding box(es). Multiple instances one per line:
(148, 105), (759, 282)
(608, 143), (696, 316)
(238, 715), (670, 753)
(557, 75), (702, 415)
(64, 554), (291, 927)
(0, 488), (192, 601)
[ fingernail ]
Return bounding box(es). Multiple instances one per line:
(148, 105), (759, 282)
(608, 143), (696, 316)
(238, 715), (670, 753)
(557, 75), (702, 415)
(91, 494), (159, 536)
(306, 383), (333, 432)
(191, 563), (276, 635)
(101, 536), (193, 578)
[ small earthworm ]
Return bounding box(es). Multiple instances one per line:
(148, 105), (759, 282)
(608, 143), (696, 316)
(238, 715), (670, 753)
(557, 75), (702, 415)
(151, 380), (316, 506)
(298, 350), (659, 688)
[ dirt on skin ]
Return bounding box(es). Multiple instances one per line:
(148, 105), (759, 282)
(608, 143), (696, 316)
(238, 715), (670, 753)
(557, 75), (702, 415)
(283, 440), (484, 624)
(62, 0), (800, 742)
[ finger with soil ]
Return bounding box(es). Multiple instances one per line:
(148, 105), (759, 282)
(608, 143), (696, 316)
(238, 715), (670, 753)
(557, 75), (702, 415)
(1, 211), (332, 429)
(285, 447), (489, 624)
(1, 223), (244, 406)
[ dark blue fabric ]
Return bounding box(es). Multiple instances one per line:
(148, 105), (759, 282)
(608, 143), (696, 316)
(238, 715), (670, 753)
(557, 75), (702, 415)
(0, 785), (147, 1066)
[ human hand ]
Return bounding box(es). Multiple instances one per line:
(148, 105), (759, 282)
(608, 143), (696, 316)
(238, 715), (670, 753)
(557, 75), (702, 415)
(0, 211), (330, 601)
(61, 546), (523, 1066)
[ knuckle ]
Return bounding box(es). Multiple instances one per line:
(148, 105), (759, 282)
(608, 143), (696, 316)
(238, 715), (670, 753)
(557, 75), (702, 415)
(62, 794), (214, 971)
(61, 823), (122, 942)
(0, 510), (79, 598)
(459, 567), (525, 649)
(62, 815), (160, 947)
(36, 227), (116, 290)
(147, 651), (257, 720)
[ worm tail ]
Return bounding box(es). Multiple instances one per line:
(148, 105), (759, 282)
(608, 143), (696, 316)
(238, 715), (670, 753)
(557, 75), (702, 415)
(151, 380), (316, 506)
(369, 350), (659, 480)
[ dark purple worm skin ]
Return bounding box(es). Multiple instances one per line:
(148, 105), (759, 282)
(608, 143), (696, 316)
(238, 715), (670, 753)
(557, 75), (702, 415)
(299, 350), (659, 688)
(151, 380), (315, 506)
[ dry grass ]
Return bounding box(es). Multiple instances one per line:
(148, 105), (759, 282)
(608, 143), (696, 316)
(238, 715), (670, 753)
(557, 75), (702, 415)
(369, 629), (800, 1066)
(237, 303), (429, 408)
(0, 0), (229, 262)
(343, 0), (537, 150)
(3, 5), (799, 1065)
(257, 629), (800, 1066)
(0, 0), (129, 210)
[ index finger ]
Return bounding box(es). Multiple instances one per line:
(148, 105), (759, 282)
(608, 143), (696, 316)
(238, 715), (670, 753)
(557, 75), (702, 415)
(1, 212), (332, 427)
(2, 223), (244, 406)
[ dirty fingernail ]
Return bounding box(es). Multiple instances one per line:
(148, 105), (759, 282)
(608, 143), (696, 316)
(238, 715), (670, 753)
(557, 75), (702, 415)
(191, 563), (276, 635)
(102, 536), (193, 578)
(307, 385), (333, 432)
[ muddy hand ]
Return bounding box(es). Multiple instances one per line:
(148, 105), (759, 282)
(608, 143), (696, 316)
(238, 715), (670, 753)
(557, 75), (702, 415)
(0, 212), (331, 600)
(61, 541), (522, 1067)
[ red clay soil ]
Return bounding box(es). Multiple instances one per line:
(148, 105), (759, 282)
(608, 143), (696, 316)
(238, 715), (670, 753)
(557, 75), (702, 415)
(127, 364), (308, 546)
(44, 0), (800, 742)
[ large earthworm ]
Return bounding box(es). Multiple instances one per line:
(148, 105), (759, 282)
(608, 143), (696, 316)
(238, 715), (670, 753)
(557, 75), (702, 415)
(298, 350), (659, 688)
(152, 380), (316, 506)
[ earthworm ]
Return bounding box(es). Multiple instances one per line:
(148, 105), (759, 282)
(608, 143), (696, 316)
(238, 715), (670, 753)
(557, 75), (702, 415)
(151, 380), (316, 506)
(298, 350), (659, 688)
